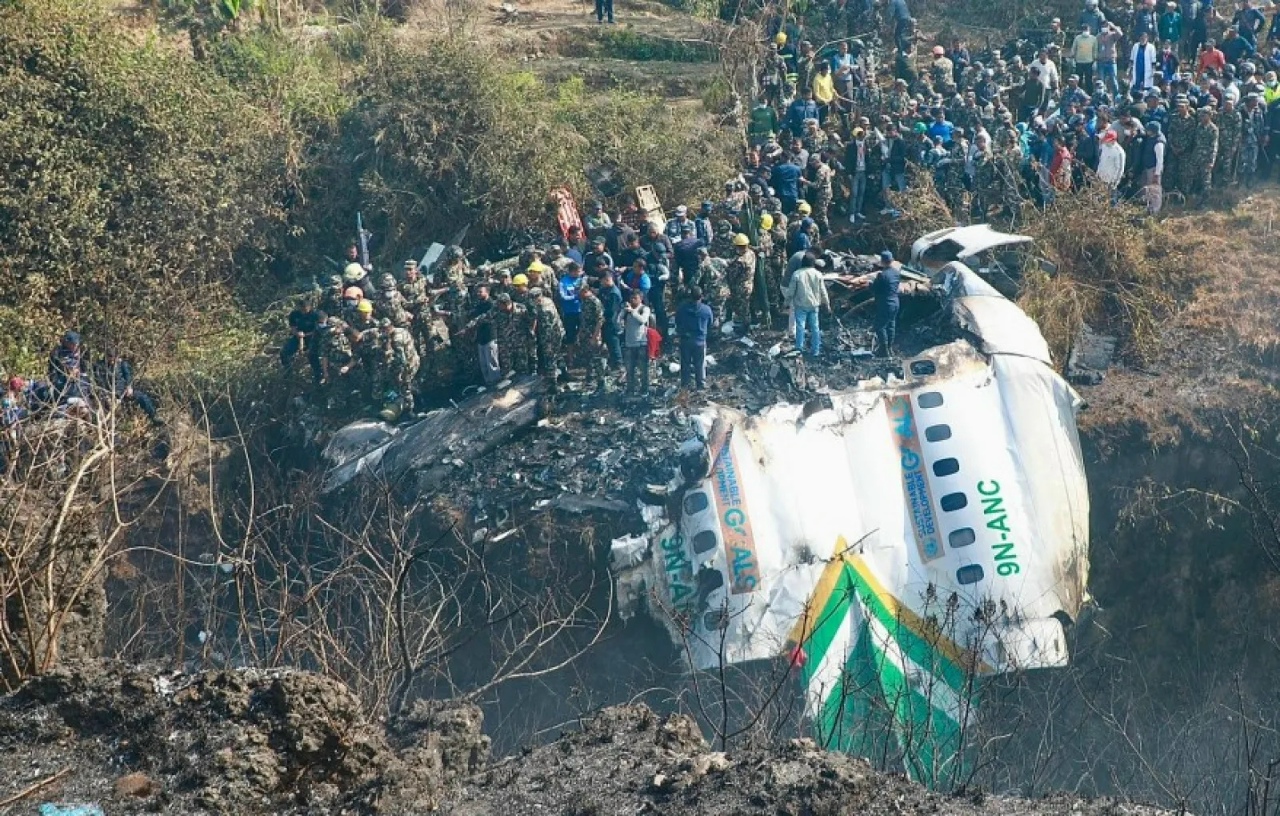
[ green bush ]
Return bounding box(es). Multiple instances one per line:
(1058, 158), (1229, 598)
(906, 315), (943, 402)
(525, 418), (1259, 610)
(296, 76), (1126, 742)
(0, 0), (288, 375)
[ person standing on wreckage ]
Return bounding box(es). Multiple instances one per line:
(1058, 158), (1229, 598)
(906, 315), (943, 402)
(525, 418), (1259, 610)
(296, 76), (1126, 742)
(852, 251), (901, 358)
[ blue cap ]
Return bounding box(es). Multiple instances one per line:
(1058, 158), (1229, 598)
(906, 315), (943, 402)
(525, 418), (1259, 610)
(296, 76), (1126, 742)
(879, 251), (894, 264)
(63, 330), (81, 345)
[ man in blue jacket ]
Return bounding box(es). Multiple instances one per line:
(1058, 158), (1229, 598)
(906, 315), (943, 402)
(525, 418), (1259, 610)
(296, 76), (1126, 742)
(675, 286), (713, 390)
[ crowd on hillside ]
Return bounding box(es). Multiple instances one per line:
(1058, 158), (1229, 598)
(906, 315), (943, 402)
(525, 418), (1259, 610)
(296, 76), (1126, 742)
(751, 0), (1280, 221)
(283, 0), (1280, 422)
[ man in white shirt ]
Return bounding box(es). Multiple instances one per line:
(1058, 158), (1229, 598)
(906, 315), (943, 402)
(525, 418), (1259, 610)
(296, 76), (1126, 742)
(1130, 32), (1157, 93)
(1032, 48), (1060, 91)
(1097, 129), (1126, 203)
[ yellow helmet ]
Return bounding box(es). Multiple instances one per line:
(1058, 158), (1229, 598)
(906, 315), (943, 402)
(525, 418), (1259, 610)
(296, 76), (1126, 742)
(356, 300), (374, 314)
(797, 201), (812, 215)
(512, 273), (529, 286)
(343, 262), (365, 283)
(732, 233), (751, 247)
(774, 32), (787, 45)
(527, 261), (548, 274)
(759, 213), (774, 230)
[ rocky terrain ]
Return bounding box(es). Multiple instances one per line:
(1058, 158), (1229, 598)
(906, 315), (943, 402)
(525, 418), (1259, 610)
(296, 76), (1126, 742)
(0, 660), (1173, 816)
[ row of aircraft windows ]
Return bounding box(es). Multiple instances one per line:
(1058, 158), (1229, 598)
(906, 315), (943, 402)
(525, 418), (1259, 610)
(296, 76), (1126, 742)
(918, 391), (986, 587)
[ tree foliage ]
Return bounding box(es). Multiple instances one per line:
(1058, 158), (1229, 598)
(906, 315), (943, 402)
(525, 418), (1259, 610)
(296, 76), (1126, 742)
(0, 0), (288, 373)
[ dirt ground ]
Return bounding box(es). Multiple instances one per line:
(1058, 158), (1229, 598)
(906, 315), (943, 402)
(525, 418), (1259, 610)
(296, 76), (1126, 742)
(0, 661), (1175, 816)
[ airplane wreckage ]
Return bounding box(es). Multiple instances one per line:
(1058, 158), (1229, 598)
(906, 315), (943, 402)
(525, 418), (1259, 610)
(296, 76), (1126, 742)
(321, 226), (1091, 786)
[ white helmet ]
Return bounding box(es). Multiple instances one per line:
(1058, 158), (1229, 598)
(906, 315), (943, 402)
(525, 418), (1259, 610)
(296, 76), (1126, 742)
(1085, 0), (1098, 6)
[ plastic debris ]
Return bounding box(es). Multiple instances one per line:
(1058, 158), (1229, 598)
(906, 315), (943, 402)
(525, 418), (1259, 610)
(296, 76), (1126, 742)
(40, 805), (106, 816)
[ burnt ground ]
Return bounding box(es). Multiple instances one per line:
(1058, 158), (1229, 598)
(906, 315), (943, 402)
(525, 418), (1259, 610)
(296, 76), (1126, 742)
(0, 660), (1172, 816)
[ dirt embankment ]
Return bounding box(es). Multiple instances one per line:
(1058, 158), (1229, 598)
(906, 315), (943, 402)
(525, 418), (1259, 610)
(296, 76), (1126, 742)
(0, 661), (1173, 816)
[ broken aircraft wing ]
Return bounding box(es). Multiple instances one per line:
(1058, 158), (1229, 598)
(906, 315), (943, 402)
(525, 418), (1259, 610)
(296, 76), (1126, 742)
(321, 377), (543, 493)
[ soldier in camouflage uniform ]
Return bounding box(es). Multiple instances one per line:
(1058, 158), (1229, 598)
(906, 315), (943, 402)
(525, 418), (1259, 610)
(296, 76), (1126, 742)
(1165, 96), (1196, 195)
(803, 155), (835, 235)
(1214, 99), (1242, 187)
(467, 292), (533, 377)
(1188, 106), (1218, 202)
(726, 234), (756, 334)
(373, 273), (412, 328)
(576, 285), (606, 392)
(971, 134), (997, 220)
(436, 245), (470, 290)
(941, 130), (970, 221)
(691, 248), (728, 327)
(991, 118), (1023, 220)
(320, 275), (346, 318)
(316, 313), (353, 386)
(399, 260), (429, 316)
(710, 220), (736, 258)
(886, 79), (911, 118)
(755, 218), (776, 319)
(529, 288), (565, 393)
(1240, 94), (1266, 186)
(379, 319), (420, 416)
(346, 311), (380, 401)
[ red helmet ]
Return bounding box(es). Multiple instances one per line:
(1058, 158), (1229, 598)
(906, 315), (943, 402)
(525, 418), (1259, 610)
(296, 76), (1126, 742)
(8, 377), (26, 392)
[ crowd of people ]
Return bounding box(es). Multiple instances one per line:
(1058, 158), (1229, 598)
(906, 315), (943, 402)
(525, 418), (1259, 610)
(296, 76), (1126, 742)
(282, 0), (1280, 420)
(283, 211), (904, 418)
(751, 0), (1280, 220)
(0, 331), (159, 474)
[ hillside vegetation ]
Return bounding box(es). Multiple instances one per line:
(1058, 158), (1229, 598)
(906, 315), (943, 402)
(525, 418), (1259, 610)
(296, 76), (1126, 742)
(0, 0), (735, 381)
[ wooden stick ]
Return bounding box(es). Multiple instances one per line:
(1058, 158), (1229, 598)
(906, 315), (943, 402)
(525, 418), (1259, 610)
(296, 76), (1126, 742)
(0, 767), (72, 808)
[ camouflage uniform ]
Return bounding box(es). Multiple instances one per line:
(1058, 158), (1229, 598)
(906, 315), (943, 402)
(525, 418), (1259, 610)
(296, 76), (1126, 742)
(348, 317), (380, 399)
(710, 224), (736, 259)
(531, 295), (565, 390)
(941, 138), (969, 219)
(1189, 114), (1218, 198)
(755, 230), (776, 315)
(374, 282), (412, 328)
(808, 161), (835, 234)
(437, 246), (470, 290)
(400, 274), (430, 316)
(320, 280), (346, 318)
(577, 290), (605, 389)
(1241, 103), (1266, 181)
(1165, 109), (1196, 194)
(1214, 106), (1242, 186)
(380, 326), (420, 414)
(317, 318), (353, 382)
(726, 249), (757, 330)
(692, 257), (729, 322)
(485, 302), (534, 375)
(972, 147), (997, 218)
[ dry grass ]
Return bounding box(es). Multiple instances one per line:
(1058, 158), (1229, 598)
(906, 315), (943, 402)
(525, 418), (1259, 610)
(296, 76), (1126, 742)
(1071, 189), (1280, 447)
(1017, 184), (1198, 366)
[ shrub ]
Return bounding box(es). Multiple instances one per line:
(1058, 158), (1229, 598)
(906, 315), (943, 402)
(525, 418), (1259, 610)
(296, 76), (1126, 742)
(0, 0), (288, 375)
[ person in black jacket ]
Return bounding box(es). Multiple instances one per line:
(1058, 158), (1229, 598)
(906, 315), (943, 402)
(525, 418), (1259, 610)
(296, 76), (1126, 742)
(93, 348), (159, 423)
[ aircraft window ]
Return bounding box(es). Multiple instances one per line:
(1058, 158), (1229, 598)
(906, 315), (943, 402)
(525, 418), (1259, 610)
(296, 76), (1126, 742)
(940, 492), (968, 511)
(917, 392), (944, 409)
(949, 528), (976, 547)
(909, 360), (937, 377)
(692, 530), (719, 555)
(684, 491), (710, 515)
(957, 565), (985, 585)
(932, 457), (960, 477)
(925, 424), (952, 442)
(697, 567), (724, 593)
